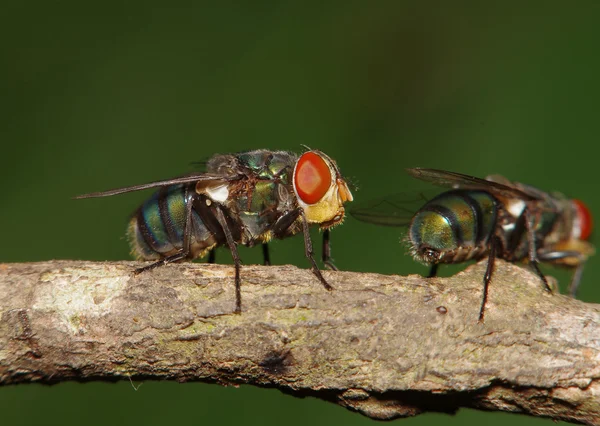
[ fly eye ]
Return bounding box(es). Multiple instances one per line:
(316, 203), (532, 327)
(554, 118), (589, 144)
(573, 199), (593, 240)
(294, 152), (333, 205)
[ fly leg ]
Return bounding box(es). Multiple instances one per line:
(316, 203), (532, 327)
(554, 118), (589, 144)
(262, 243), (271, 266)
(569, 264), (586, 297)
(271, 208), (332, 291)
(478, 235), (500, 322)
(134, 188), (194, 274)
(208, 250), (216, 264)
(322, 229), (338, 271)
(214, 206), (242, 314)
(524, 208), (552, 293)
(537, 250), (588, 296)
(300, 211), (333, 290)
(134, 251), (190, 274)
(427, 263), (439, 278)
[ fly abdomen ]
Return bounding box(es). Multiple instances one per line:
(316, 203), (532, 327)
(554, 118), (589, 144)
(409, 190), (497, 263)
(127, 185), (214, 260)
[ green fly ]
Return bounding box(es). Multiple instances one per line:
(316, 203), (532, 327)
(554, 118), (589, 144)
(77, 149), (353, 313)
(351, 168), (594, 321)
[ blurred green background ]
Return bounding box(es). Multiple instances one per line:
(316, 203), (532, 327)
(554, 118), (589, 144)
(2, 1), (599, 425)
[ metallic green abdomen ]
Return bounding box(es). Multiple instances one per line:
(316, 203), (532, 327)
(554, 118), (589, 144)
(127, 184), (212, 259)
(409, 190), (497, 255)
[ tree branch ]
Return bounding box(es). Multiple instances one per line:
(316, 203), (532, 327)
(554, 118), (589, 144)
(1, 260), (599, 424)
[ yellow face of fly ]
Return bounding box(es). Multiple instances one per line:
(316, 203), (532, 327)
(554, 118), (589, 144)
(292, 150), (353, 228)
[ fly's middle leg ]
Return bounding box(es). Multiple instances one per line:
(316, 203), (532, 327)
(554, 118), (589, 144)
(478, 235), (500, 322)
(524, 208), (552, 293)
(215, 206), (243, 314)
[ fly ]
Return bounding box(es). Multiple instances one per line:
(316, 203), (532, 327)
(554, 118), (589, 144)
(76, 149), (353, 313)
(350, 168), (594, 321)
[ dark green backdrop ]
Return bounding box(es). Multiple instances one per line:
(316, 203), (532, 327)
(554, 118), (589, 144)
(2, 1), (599, 425)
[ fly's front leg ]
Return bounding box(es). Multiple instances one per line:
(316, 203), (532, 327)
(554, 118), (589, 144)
(537, 250), (588, 296)
(322, 229), (338, 271)
(300, 211), (333, 291)
(271, 208), (332, 291)
(134, 188), (194, 274)
(568, 264), (586, 297)
(524, 208), (552, 293)
(214, 206), (242, 314)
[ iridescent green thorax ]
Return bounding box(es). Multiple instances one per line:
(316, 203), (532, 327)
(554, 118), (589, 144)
(224, 151), (296, 211)
(409, 190), (498, 261)
(206, 150), (300, 244)
(235, 150), (295, 182)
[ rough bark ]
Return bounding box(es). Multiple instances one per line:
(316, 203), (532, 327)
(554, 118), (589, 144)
(0, 260), (599, 424)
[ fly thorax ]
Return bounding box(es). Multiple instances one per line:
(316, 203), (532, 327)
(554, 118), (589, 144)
(292, 150), (353, 228)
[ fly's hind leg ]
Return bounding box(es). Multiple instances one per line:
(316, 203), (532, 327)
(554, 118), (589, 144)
(427, 263), (439, 278)
(214, 206), (243, 314)
(262, 243), (271, 266)
(134, 251), (190, 274)
(134, 188), (195, 275)
(322, 229), (338, 271)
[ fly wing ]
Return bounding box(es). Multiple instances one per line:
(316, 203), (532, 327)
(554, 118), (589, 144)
(189, 158), (210, 170)
(349, 192), (430, 227)
(406, 168), (541, 201)
(74, 173), (238, 199)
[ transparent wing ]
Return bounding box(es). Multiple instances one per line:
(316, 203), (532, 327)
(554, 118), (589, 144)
(189, 158), (209, 170)
(349, 192), (431, 227)
(74, 173), (237, 199)
(406, 168), (541, 201)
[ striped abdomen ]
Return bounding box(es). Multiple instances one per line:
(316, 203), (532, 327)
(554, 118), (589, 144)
(409, 190), (498, 263)
(127, 184), (215, 260)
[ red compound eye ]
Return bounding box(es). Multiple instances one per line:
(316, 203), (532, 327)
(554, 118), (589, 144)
(294, 152), (332, 204)
(573, 199), (593, 240)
